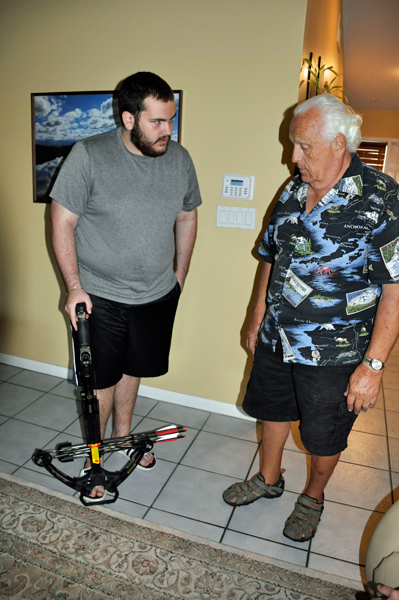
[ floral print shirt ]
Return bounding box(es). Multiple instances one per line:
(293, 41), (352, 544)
(258, 153), (399, 366)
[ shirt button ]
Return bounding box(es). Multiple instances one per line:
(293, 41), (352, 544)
(286, 277), (291, 282)
(293, 252), (299, 257)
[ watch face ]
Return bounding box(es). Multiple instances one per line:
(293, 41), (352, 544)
(370, 358), (383, 370)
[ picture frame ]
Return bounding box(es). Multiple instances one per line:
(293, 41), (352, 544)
(31, 89), (182, 203)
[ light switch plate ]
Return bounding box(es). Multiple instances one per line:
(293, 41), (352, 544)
(216, 206), (255, 229)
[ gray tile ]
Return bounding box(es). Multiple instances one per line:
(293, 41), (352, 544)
(51, 379), (80, 400)
(8, 370), (63, 392)
(0, 383), (43, 417)
(28, 432), (85, 477)
(16, 393), (80, 432)
(284, 421), (307, 453)
(132, 417), (199, 463)
(223, 530), (308, 567)
(14, 466), (76, 496)
(0, 364), (23, 381)
(0, 415), (8, 425)
(181, 431), (258, 478)
(326, 461), (392, 512)
(104, 451), (176, 506)
(145, 508), (224, 543)
(384, 388), (399, 412)
(134, 395), (158, 417)
(311, 501), (384, 566)
(153, 465), (234, 527)
(107, 498), (147, 519)
(308, 554), (364, 584)
(352, 408), (386, 436)
(387, 410), (399, 439)
(0, 459), (19, 475)
(341, 430), (389, 470)
(0, 419), (59, 465)
(228, 490), (310, 550)
(203, 413), (261, 443)
(146, 402), (210, 430)
(389, 438), (399, 472)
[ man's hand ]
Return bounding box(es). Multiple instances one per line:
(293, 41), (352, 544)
(174, 270), (185, 293)
(344, 361), (383, 414)
(65, 289), (92, 330)
(373, 585), (399, 600)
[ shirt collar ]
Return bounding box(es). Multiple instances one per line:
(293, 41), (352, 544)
(294, 153), (364, 203)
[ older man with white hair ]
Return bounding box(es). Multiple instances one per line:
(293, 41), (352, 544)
(223, 94), (399, 542)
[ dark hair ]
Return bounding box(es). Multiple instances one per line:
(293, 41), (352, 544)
(118, 72), (174, 123)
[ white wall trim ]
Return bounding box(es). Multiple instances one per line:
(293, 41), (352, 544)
(0, 353), (254, 421)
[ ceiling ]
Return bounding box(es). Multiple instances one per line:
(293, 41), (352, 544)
(342, 0), (399, 111)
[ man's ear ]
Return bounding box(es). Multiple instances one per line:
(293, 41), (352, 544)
(122, 111), (135, 131)
(334, 133), (347, 156)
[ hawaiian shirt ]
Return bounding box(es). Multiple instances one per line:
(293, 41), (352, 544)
(258, 153), (399, 366)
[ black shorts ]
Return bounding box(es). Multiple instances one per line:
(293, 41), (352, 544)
(242, 340), (358, 456)
(73, 282), (181, 389)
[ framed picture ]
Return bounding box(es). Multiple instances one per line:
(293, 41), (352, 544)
(31, 90), (182, 203)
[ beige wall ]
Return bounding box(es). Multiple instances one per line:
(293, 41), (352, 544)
(0, 0), (307, 405)
(357, 109), (399, 140)
(299, 0), (343, 103)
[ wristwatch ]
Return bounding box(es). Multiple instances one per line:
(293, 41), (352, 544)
(362, 356), (386, 370)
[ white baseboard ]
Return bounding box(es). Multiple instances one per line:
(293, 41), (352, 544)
(0, 353), (254, 421)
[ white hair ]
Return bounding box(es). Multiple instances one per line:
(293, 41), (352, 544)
(293, 94), (362, 153)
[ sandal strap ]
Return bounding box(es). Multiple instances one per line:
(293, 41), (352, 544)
(283, 493), (324, 542)
(223, 472), (285, 506)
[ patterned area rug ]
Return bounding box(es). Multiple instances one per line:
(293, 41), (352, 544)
(0, 472), (363, 599)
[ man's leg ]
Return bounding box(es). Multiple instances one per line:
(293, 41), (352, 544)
(260, 420), (291, 484)
(303, 452), (341, 503)
(224, 420), (289, 505)
(85, 375), (152, 499)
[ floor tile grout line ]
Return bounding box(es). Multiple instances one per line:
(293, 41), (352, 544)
(141, 410), (213, 521)
(219, 440), (261, 545)
(382, 381), (396, 506)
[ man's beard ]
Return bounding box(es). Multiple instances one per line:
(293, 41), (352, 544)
(130, 121), (171, 157)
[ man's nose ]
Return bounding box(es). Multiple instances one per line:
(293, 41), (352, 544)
(163, 121), (173, 136)
(292, 146), (300, 163)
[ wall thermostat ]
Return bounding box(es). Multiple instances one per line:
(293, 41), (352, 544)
(221, 174), (255, 200)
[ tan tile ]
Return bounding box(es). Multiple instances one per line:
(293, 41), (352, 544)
(352, 408), (386, 436)
(341, 430), (389, 470)
(389, 438), (399, 472)
(327, 461), (392, 512)
(382, 369), (399, 391)
(384, 387), (399, 412)
(387, 410), (399, 439)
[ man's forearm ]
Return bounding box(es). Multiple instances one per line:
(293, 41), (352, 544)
(345, 284), (399, 414)
(246, 261), (272, 354)
(174, 209), (198, 288)
(365, 284), (399, 362)
(50, 200), (81, 290)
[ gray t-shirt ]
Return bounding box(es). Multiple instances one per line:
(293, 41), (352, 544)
(51, 128), (202, 304)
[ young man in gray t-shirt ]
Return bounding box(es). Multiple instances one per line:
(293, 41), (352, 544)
(50, 72), (201, 501)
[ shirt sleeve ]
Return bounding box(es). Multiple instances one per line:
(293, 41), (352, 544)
(50, 142), (91, 216)
(368, 187), (399, 284)
(182, 152), (202, 212)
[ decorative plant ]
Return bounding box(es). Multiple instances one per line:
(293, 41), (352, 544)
(302, 58), (347, 102)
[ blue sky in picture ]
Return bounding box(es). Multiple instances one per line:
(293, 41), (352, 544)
(34, 91), (181, 199)
(34, 92), (180, 147)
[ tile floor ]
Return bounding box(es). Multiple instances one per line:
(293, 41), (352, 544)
(0, 345), (398, 587)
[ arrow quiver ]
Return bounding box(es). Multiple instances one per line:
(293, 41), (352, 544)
(33, 302), (186, 506)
